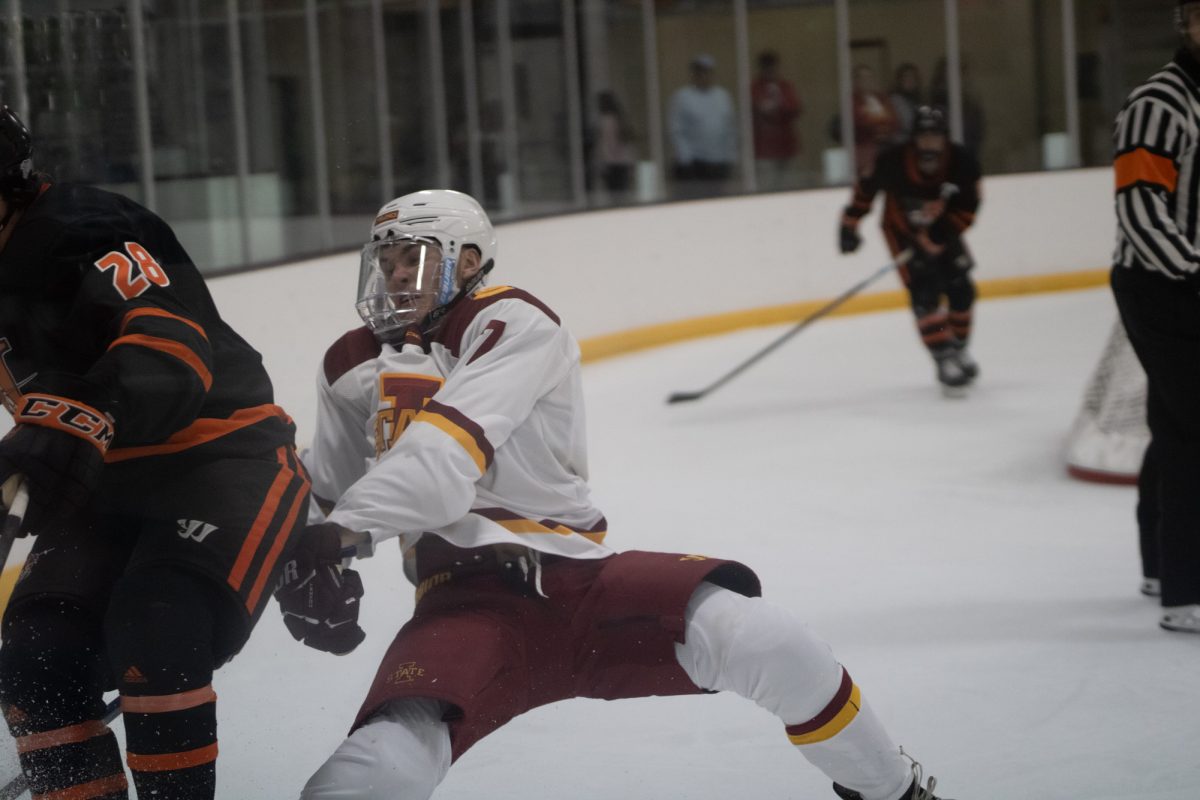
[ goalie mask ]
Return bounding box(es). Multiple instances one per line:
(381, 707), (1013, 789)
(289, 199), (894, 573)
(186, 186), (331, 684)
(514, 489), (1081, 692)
(356, 190), (497, 342)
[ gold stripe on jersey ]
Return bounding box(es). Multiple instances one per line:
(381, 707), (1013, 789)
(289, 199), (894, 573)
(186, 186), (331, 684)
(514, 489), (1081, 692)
(492, 517), (607, 544)
(472, 285), (514, 299)
(415, 408), (490, 474)
(475, 507), (608, 543)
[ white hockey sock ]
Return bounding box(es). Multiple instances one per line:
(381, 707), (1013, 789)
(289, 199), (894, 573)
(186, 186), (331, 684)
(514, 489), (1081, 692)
(300, 697), (451, 800)
(674, 583), (910, 800)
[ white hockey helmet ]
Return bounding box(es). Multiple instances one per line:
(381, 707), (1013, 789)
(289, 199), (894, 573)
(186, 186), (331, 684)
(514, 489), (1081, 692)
(356, 190), (497, 341)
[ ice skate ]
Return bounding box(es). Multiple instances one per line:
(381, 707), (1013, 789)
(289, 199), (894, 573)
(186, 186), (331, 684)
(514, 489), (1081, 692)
(953, 344), (979, 382)
(935, 353), (970, 398)
(1140, 577), (1161, 598)
(832, 750), (953, 800)
(1160, 604), (1200, 633)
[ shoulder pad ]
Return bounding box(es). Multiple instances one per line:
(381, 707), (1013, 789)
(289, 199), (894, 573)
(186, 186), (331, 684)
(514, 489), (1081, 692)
(433, 286), (561, 358)
(323, 326), (382, 384)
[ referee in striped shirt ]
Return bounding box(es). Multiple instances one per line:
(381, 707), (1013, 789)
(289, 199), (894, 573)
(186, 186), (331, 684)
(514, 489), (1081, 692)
(1111, 0), (1200, 634)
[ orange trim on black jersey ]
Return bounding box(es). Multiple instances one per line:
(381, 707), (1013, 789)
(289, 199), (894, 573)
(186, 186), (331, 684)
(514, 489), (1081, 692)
(126, 742), (218, 773)
(120, 685), (216, 715)
(244, 455), (310, 613)
(32, 772), (128, 800)
(1115, 148), (1179, 193)
(883, 196), (912, 238)
(104, 404), (293, 463)
(16, 720), (110, 754)
(948, 209), (976, 231)
(118, 307), (208, 340)
(229, 448), (290, 592)
(15, 394), (114, 453)
(107, 333), (213, 391)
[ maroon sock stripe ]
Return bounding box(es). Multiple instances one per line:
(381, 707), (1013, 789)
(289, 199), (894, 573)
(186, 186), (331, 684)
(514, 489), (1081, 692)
(785, 668), (862, 745)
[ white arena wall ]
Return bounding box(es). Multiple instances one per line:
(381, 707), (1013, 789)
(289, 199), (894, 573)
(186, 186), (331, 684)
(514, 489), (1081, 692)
(210, 167), (1115, 441)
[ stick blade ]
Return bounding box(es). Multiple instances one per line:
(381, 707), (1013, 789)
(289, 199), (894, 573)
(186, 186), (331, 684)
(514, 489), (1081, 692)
(666, 390), (704, 405)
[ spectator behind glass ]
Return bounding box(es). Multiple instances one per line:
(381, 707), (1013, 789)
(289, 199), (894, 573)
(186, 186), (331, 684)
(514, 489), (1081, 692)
(889, 63), (923, 141)
(594, 91), (637, 205)
(751, 50), (803, 191)
(931, 56), (986, 163)
(668, 53), (737, 199)
(851, 64), (899, 177)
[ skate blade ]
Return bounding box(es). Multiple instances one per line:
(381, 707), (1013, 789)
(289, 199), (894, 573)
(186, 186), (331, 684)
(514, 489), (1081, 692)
(941, 384), (969, 399)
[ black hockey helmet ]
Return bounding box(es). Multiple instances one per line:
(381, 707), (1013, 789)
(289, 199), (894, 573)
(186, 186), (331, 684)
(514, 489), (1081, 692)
(912, 105), (949, 138)
(0, 106), (36, 205)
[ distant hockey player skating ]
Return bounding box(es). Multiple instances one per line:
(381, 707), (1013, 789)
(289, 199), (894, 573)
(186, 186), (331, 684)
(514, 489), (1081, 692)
(839, 105), (983, 396)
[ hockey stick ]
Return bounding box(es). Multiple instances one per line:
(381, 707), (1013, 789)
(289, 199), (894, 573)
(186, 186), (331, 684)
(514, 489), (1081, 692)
(0, 698), (121, 800)
(0, 479), (29, 577)
(666, 249), (913, 404)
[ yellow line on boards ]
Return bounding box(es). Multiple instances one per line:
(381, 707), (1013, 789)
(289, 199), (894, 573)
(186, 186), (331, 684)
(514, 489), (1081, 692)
(578, 268), (1110, 364)
(0, 268), (1110, 604)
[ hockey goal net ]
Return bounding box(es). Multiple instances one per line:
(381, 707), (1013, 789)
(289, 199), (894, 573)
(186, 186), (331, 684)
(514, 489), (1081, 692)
(1064, 321), (1149, 484)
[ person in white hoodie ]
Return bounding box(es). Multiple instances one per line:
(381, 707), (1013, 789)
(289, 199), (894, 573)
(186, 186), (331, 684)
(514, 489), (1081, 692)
(668, 54), (737, 198)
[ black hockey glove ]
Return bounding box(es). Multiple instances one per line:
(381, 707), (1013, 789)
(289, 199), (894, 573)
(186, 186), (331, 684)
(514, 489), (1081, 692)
(839, 224), (862, 254)
(275, 522), (366, 656)
(0, 388), (115, 534)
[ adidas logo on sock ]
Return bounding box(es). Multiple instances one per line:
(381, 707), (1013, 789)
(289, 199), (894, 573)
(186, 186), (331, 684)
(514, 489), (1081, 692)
(122, 666), (148, 685)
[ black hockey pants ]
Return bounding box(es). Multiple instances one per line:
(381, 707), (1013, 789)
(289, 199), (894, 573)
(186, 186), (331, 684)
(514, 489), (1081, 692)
(1112, 265), (1200, 607)
(902, 242), (976, 354)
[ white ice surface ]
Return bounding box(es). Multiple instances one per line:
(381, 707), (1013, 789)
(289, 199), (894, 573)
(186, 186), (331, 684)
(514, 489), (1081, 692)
(11, 287), (1197, 800)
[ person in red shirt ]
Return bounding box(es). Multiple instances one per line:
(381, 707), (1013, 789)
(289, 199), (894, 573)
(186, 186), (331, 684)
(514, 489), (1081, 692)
(851, 65), (900, 177)
(751, 51), (803, 190)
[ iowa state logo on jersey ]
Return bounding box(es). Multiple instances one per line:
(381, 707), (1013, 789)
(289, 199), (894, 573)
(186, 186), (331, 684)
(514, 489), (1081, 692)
(375, 373), (444, 456)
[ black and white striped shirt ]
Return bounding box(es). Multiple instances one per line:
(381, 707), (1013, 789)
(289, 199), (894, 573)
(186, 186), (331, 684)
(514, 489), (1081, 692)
(1114, 48), (1200, 283)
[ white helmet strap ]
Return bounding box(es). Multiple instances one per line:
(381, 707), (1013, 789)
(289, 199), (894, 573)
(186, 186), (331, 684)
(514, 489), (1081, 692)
(424, 257), (495, 332)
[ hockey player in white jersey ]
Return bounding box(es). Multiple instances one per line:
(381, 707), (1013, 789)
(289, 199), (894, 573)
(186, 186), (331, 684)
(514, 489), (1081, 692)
(276, 189), (957, 800)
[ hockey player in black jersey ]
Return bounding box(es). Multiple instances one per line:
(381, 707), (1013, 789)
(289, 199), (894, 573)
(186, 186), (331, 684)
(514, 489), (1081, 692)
(838, 105), (983, 394)
(0, 106), (309, 798)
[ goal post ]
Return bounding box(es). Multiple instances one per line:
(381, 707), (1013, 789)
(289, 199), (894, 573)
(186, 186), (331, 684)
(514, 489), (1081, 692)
(1064, 321), (1149, 485)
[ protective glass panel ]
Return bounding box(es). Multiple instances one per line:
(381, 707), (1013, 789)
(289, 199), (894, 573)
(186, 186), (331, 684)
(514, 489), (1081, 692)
(5, 3), (141, 195)
(848, 0), (946, 178)
(582, 0), (651, 206)
(960, 0), (1069, 174)
(656, 0), (743, 201)
(1075, 0), (1177, 168)
(747, 0), (838, 191)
